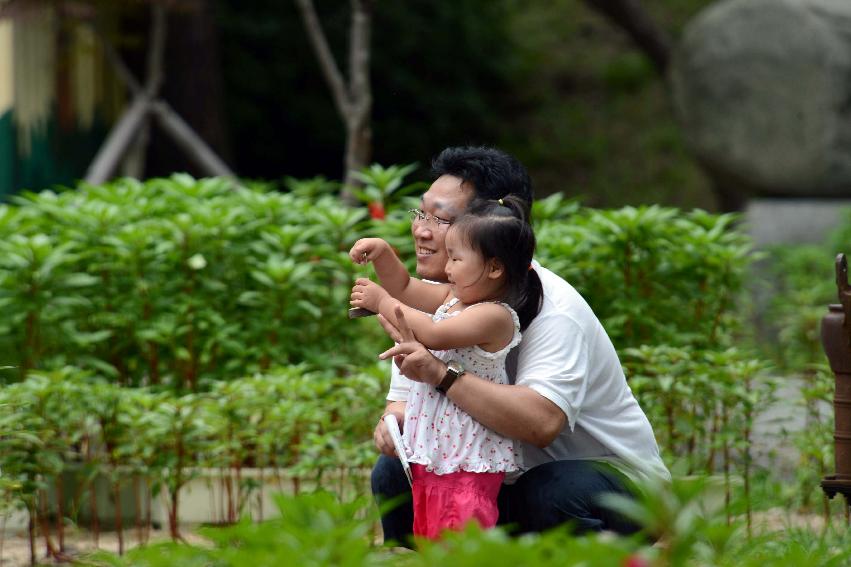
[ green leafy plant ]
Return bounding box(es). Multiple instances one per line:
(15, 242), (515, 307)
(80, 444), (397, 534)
(82, 478), (851, 566)
(0, 175), (390, 390)
(349, 163), (427, 220)
(0, 172), (819, 556)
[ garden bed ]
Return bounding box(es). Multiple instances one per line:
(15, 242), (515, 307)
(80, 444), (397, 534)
(3, 466), (371, 530)
(0, 505), (838, 567)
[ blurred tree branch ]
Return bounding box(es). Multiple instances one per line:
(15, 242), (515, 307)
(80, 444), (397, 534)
(582, 0), (671, 75)
(295, 0), (373, 199)
(82, 1), (234, 182)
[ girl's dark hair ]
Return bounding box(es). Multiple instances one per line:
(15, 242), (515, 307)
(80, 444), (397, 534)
(451, 195), (543, 331)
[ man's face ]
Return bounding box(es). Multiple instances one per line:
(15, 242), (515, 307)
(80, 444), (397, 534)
(412, 175), (474, 282)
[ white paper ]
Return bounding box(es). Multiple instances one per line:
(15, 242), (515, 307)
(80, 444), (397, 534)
(383, 413), (413, 487)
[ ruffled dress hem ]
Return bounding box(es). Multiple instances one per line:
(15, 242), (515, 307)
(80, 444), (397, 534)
(407, 456), (519, 475)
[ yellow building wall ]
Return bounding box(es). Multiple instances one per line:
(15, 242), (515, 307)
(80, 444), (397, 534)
(0, 7), (119, 197)
(0, 20), (13, 116)
(0, 20), (14, 197)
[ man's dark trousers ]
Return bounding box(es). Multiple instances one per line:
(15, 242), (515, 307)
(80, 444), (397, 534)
(371, 454), (641, 545)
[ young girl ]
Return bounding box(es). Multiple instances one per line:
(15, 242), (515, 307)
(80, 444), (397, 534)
(349, 196), (543, 540)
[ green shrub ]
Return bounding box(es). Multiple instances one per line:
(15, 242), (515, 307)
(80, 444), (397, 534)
(0, 364), (387, 552)
(533, 199), (751, 350)
(0, 173), (782, 536)
(759, 235), (845, 511)
(533, 197), (772, 481)
(0, 175), (384, 389)
(86, 480), (851, 566)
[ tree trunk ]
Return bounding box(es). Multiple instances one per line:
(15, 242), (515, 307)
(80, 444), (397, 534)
(121, 120), (151, 178)
(341, 0), (372, 191)
(85, 95), (151, 184)
(147, 0), (232, 177)
(144, 478), (152, 544)
(36, 490), (59, 560)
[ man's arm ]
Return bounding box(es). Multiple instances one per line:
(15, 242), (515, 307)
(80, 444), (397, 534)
(419, 362), (565, 447)
(374, 400), (407, 456)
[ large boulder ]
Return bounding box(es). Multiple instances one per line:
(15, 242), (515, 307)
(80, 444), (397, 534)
(670, 0), (851, 198)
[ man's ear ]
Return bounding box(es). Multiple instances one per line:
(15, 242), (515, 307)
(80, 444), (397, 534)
(488, 259), (505, 280)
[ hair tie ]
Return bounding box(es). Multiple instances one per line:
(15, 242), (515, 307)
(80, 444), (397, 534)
(498, 198), (504, 206)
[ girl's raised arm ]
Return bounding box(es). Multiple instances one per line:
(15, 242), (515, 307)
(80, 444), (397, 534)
(350, 237), (447, 313)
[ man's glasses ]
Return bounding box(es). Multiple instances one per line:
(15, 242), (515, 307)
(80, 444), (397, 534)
(408, 208), (453, 229)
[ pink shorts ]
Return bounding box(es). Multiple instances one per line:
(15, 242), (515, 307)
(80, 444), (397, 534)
(411, 463), (505, 540)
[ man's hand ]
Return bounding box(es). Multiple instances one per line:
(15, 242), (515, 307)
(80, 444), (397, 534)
(378, 305), (445, 387)
(349, 238), (390, 265)
(350, 278), (390, 313)
(374, 401), (406, 456)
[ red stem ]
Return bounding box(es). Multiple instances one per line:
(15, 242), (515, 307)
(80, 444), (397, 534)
(86, 438), (100, 547)
(55, 476), (65, 551)
(113, 478), (124, 555)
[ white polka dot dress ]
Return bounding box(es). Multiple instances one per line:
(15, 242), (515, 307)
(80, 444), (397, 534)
(403, 298), (522, 475)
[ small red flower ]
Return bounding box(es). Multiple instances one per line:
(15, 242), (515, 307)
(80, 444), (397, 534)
(368, 202), (386, 220)
(622, 554), (650, 567)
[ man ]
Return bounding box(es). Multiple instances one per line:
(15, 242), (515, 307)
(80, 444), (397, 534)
(371, 146), (669, 544)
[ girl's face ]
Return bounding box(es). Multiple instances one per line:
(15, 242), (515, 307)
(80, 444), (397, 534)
(444, 227), (505, 305)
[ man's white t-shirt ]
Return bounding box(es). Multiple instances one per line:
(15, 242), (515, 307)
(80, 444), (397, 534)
(386, 262), (670, 484)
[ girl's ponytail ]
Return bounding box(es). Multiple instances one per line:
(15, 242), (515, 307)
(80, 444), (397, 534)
(513, 262), (543, 331)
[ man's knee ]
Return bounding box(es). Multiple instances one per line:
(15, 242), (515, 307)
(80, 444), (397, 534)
(371, 455), (407, 497)
(502, 460), (639, 535)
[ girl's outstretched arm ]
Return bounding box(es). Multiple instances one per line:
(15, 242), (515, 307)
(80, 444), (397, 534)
(349, 237), (447, 313)
(352, 284), (514, 352)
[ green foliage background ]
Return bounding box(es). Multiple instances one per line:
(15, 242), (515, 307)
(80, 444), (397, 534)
(505, 0), (714, 209)
(0, 173), (771, 489)
(0, 176), (385, 389)
(0, 170), (846, 562)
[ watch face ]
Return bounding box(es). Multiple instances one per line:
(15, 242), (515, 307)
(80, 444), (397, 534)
(438, 360), (464, 394)
(447, 361), (464, 376)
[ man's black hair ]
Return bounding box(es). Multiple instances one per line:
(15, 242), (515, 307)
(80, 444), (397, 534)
(431, 146), (534, 219)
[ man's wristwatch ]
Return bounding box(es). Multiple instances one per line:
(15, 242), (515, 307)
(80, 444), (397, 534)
(436, 360), (465, 394)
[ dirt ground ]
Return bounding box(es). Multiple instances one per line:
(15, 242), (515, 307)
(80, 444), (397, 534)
(0, 509), (838, 566)
(0, 525), (210, 566)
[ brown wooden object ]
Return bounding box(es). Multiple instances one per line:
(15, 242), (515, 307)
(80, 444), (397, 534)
(821, 253), (851, 502)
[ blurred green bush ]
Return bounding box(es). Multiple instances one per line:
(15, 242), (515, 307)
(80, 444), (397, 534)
(0, 175), (386, 389)
(0, 170), (790, 546)
(88, 479), (851, 566)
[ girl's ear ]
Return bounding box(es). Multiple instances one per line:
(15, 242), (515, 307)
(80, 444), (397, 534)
(487, 258), (505, 280)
